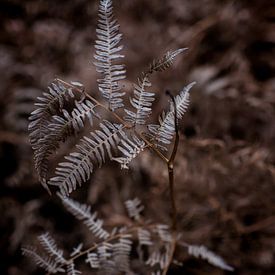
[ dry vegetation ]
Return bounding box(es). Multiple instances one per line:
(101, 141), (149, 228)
(0, 0), (275, 274)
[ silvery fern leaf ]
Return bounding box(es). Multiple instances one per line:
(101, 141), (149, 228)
(70, 243), (83, 257)
(67, 262), (81, 275)
(113, 235), (133, 272)
(124, 49), (186, 126)
(28, 80), (75, 148)
(146, 242), (171, 269)
(125, 198), (144, 221)
(138, 228), (153, 246)
(86, 252), (100, 268)
(124, 74), (154, 125)
(21, 246), (65, 273)
(112, 134), (146, 169)
(48, 120), (124, 196)
(187, 245), (234, 271)
(94, 0), (126, 111)
(60, 195), (110, 240)
(147, 48), (187, 74)
(38, 232), (66, 264)
(148, 82), (195, 149)
(33, 99), (98, 186)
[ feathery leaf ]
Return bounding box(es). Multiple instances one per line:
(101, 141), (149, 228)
(112, 134), (146, 169)
(148, 82), (195, 149)
(38, 232), (66, 264)
(22, 246), (65, 273)
(187, 245), (234, 271)
(28, 80), (75, 148)
(33, 99), (98, 185)
(94, 0), (126, 110)
(124, 49), (186, 126)
(60, 195), (110, 239)
(49, 120), (124, 196)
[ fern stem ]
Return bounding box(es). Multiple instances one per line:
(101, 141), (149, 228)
(166, 91), (179, 231)
(162, 234), (177, 275)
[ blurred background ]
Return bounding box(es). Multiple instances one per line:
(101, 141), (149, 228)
(0, 0), (275, 274)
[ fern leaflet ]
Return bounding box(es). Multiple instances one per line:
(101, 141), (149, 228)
(21, 246), (65, 273)
(60, 195), (110, 239)
(28, 80), (75, 147)
(112, 134), (146, 169)
(33, 99), (98, 185)
(94, 0), (126, 111)
(49, 120), (124, 196)
(38, 232), (66, 264)
(124, 49), (186, 126)
(148, 82), (195, 149)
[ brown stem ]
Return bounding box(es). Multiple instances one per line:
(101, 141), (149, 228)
(166, 91), (180, 231)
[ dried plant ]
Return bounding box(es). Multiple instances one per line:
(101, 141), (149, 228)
(22, 0), (234, 274)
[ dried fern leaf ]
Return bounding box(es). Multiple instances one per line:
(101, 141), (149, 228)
(124, 49), (186, 126)
(38, 232), (66, 264)
(124, 74), (154, 125)
(33, 99), (98, 185)
(70, 243), (83, 257)
(22, 246), (65, 273)
(112, 134), (146, 169)
(94, 0), (126, 111)
(67, 262), (81, 275)
(125, 198), (144, 221)
(113, 235), (133, 272)
(187, 245), (234, 271)
(148, 82), (195, 149)
(147, 48), (187, 74)
(96, 242), (117, 273)
(60, 195), (110, 240)
(138, 228), (153, 246)
(86, 252), (100, 269)
(49, 120), (124, 196)
(146, 242), (171, 269)
(28, 80), (75, 148)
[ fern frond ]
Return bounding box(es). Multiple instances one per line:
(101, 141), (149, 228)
(33, 99), (98, 185)
(49, 120), (124, 196)
(38, 232), (66, 264)
(60, 195), (110, 239)
(147, 48), (187, 74)
(124, 49), (186, 126)
(67, 262), (81, 275)
(187, 245), (234, 271)
(146, 243), (171, 269)
(148, 82), (195, 148)
(124, 74), (154, 125)
(125, 198), (144, 221)
(97, 242), (116, 272)
(155, 224), (172, 242)
(22, 246), (65, 273)
(112, 134), (146, 169)
(86, 252), (100, 268)
(94, 0), (126, 111)
(70, 243), (83, 257)
(113, 235), (133, 272)
(138, 228), (153, 246)
(28, 80), (75, 147)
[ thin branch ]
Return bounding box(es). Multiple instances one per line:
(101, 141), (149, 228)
(166, 91), (179, 231)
